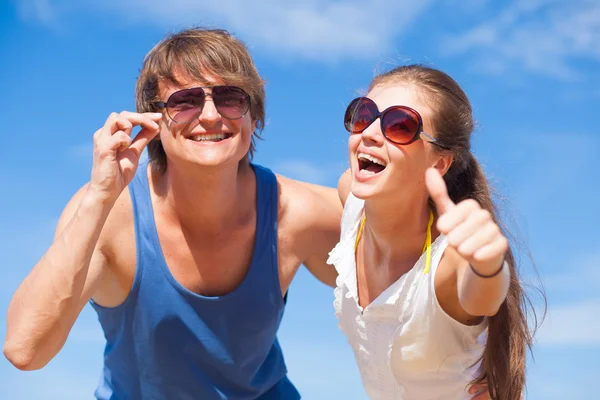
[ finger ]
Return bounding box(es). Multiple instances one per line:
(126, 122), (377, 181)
(119, 111), (162, 130)
(93, 127), (102, 142)
(472, 391), (491, 400)
(115, 118), (134, 137)
(98, 113), (134, 140)
(473, 235), (508, 263)
(437, 198), (479, 235)
(425, 168), (454, 215)
(457, 221), (500, 258)
(99, 112), (121, 139)
(107, 131), (133, 152)
(446, 209), (492, 249)
(128, 126), (161, 158)
(468, 383), (487, 395)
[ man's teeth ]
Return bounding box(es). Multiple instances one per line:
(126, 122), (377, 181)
(357, 153), (386, 167)
(189, 133), (229, 141)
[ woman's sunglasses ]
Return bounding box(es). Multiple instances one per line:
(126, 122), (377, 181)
(344, 97), (449, 149)
(155, 85), (251, 124)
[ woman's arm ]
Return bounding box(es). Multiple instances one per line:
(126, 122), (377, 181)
(427, 168), (510, 320)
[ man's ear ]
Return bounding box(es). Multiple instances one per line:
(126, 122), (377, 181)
(433, 153), (453, 177)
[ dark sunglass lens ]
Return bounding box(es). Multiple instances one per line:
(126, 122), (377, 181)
(213, 86), (250, 119)
(382, 108), (420, 144)
(344, 98), (377, 133)
(167, 88), (205, 123)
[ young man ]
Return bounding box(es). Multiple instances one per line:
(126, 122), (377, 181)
(4, 28), (341, 399)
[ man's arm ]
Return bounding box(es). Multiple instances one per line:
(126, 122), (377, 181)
(278, 176), (343, 288)
(4, 185), (111, 370)
(300, 183), (343, 288)
(3, 111), (159, 370)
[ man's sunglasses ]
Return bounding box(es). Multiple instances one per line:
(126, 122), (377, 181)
(155, 85), (251, 124)
(344, 97), (449, 149)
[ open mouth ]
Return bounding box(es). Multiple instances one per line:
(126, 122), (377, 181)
(357, 152), (386, 175)
(187, 133), (233, 142)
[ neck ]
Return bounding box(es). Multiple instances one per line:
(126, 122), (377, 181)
(361, 192), (433, 269)
(151, 159), (254, 232)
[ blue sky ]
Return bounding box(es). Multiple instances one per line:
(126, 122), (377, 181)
(1, 0), (599, 398)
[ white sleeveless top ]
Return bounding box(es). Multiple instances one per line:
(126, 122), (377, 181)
(327, 194), (487, 400)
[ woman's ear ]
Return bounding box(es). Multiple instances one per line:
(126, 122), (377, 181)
(433, 153), (453, 177)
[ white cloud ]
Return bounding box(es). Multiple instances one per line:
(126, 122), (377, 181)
(14, 0), (600, 74)
(15, 0), (433, 63)
(15, 0), (58, 25)
(442, 0), (600, 79)
(543, 252), (600, 294)
(536, 299), (600, 346)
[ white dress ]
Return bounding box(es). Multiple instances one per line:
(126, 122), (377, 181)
(327, 194), (487, 400)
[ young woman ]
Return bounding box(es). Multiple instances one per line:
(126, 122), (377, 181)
(328, 65), (534, 400)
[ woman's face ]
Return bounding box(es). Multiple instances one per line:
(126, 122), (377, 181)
(348, 83), (442, 201)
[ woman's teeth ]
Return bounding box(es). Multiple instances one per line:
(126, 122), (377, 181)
(357, 152), (387, 175)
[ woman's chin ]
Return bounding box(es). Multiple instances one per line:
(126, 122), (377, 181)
(351, 180), (382, 200)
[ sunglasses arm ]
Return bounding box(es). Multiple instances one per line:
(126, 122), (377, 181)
(420, 132), (450, 150)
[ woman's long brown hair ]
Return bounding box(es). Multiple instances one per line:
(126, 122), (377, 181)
(369, 64), (545, 400)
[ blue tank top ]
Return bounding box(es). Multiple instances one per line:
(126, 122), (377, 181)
(90, 161), (300, 400)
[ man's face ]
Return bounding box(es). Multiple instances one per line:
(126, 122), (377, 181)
(156, 72), (256, 169)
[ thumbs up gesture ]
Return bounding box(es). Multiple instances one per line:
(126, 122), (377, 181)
(425, 168), (508, 276)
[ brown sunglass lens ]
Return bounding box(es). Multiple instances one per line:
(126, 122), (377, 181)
(345, 98), (378, 133)
(166, 88), (206, 123)
(212, 86), (250, 119)
(167, 88), (205, 111)
(381, 108), (420, 144)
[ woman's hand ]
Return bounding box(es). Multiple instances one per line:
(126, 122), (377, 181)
(426, 168), (508, 277)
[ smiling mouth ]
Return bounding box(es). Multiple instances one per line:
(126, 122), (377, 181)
(357, 152), (387, 175)
(187, 133), (233, 142)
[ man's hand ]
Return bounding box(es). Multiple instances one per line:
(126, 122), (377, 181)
(88, 111), (162, 205)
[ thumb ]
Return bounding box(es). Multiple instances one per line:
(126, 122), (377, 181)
(425, 168), (455, 215)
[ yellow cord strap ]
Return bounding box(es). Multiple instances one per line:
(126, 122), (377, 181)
(355, 209), (434, 274)
(355, 215), (366, 251)
(422, 209), (434, 274)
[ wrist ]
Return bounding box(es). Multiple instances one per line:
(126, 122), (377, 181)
(80, 185), (118, 217)
(470, 258), (506, 279)
(84, 185), (119, 209)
